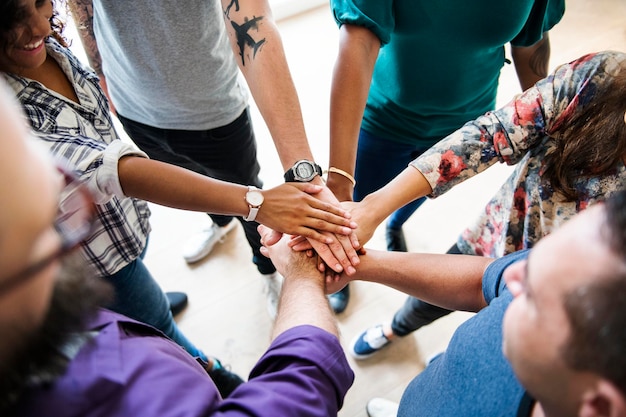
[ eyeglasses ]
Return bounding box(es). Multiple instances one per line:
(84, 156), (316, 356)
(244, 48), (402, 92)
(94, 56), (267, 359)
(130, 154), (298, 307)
(0, 162), (96, 296)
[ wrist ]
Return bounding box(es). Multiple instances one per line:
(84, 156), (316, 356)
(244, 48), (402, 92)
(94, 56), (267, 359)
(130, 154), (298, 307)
(284, 160), (323, 182)
(326, 177), (353, 202)
(325, 167), (356, 186)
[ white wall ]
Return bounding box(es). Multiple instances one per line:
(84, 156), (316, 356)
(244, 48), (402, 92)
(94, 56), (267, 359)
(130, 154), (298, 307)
(271, 0), (327, 21)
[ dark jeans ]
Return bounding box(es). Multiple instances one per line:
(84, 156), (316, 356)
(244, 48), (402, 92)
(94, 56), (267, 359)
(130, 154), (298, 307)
(354, 128), (430, 228)
(106, 241), (207, 361)
(117, 108), (275, 275)
(391, 243), (463, 336)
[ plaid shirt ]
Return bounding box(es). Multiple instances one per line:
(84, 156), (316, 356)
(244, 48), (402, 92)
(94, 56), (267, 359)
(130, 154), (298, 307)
(4, 38), (151, 276)
(413, 51), (626, 257)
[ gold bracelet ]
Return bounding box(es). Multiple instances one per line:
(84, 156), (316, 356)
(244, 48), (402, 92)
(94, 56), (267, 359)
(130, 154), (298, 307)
(326, 167), (356, 186)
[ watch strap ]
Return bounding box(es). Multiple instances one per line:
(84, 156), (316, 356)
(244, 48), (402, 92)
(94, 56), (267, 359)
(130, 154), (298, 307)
(244, 206), (260, 222)
(244, 186), (262, 222)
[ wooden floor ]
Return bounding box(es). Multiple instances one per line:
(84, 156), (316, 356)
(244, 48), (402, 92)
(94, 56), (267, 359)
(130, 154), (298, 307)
(91, 1), (626, 415)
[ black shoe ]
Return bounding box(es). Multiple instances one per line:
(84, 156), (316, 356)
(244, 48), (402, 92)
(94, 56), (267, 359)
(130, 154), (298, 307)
(207, 358), (245, 398)
(166, 291), (188, 316)
(386, 226), (407, 252)
(328, 284), (350, 314)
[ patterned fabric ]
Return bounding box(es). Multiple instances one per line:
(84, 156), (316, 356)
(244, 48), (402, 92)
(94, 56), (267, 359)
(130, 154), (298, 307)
(3, 38), (151, 276)
(412, 51), (626, 257)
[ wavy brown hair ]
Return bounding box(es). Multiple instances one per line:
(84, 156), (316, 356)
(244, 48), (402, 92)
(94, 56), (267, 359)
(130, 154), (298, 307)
(543, 67), (626, 201)
(0, 0), (67, 56)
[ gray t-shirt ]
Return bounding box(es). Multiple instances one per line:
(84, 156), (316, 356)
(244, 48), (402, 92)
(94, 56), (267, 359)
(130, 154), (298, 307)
(94, 0), (248, 130)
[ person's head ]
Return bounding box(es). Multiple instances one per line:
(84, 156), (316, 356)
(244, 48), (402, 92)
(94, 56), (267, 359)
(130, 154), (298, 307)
(544, 58), (626, 201)
(0, 83), (109, 412)
(503, 190), (626, 416)
(0, 0), (66, 75)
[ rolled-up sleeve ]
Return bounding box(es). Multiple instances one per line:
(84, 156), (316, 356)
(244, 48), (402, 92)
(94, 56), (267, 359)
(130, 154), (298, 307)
(410, 51), (625, 198)
(217, 325), (355, 417)
(331, 0), (395, 44)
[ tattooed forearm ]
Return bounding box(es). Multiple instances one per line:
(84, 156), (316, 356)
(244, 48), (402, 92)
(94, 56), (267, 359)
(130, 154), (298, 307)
(230, 16), (266, 66)
(224, 0), (240, 19)
(528, 34), (550, 79)
(511, 32), (551, 91)
(67, 0), (103, 74)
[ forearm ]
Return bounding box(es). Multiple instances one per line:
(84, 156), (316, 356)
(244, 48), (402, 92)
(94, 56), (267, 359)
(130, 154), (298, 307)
(67, 0), (103, 75)
(358, 166), (432, 229)
(272, 274), (338, 340)
(353, 250), (493, 312)
(221, 0), (312, 169)
(328, 24), (380, 199)
(118, 156), (248, 215)
(511, 32), (551, 91)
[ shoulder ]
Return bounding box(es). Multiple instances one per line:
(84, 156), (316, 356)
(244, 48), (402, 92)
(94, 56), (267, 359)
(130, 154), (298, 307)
(20, 310), (219, 416)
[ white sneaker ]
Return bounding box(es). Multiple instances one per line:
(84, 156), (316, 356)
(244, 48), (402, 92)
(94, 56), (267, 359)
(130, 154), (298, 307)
(263, 272), (284, 319)
(182, 220), (237, 264)
(366, 398), (399, 417)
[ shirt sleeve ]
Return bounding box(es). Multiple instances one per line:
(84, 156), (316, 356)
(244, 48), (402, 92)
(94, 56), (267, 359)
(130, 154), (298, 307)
(31, 131), (147, 204)
(510, 0), (565, 47)
(330, 0), (395, 44)
(410, 51), (626, 198)
(215, 325), (354, 417)
(482, 250), (530, 304)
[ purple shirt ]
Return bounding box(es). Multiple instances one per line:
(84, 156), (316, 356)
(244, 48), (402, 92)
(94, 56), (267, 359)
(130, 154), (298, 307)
(15, 310), (354, 416)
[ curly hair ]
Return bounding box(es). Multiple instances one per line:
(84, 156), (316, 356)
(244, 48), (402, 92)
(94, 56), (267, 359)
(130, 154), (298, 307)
(542, 65), (626, 201)
(0, 0), (67, 56)
(561, 189), (626, 395)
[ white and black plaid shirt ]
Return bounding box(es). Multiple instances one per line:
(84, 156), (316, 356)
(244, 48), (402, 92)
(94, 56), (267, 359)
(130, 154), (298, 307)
(3, 38), (151, 277)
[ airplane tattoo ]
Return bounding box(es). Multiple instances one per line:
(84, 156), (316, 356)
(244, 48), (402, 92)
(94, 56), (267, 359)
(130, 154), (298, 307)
(231, 15), (266, 66)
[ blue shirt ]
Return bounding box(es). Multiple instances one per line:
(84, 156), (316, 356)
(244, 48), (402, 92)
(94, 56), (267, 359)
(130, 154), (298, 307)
(398, 250), (532, 417)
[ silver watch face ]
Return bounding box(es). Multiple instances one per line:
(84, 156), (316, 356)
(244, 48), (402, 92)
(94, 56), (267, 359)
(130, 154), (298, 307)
(295, 161), (315, 179)
(246, 190), (264, 206)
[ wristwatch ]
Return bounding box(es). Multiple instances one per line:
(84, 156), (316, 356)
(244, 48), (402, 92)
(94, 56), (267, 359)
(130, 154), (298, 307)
(244, 186), (264, 222)
(284, 159), (323, 182)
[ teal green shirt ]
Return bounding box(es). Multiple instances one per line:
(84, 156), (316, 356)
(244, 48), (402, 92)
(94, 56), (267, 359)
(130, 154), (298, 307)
(331, 0), (564, 145)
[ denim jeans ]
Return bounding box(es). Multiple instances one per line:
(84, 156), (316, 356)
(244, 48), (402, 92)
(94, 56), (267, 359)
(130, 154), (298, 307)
(391, 243), (462, 336)
(117, 108), (275, 275)
(105, 243), (208, 361)
(353, 129), (430, 229)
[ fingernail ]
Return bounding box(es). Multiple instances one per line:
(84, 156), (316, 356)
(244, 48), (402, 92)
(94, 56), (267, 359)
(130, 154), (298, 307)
(347, 266), (356, 275)
(335, 264), (343, 272)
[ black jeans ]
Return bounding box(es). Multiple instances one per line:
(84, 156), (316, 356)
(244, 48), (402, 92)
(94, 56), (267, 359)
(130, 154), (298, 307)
(391, 243), (463, 336)
(117, 108), (275, 275)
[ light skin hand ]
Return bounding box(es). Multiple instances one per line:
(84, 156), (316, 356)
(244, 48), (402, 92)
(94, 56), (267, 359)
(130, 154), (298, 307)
(258, 225), (322, 280)
(304, 183), (360, 275)
(258, 224), (339, 339)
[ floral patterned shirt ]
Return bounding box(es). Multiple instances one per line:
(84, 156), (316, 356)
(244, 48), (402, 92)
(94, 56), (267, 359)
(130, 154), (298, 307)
(412, 51), (626, 257)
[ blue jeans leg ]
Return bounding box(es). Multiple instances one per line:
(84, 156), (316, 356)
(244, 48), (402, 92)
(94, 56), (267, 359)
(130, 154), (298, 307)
(353, 129), (428, 229)
(117, 109), (275, 275)
(105, 254), (208, 362)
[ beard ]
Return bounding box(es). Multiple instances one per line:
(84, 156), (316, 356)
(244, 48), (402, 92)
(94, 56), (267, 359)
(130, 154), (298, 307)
(0, 252), (113, 414)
